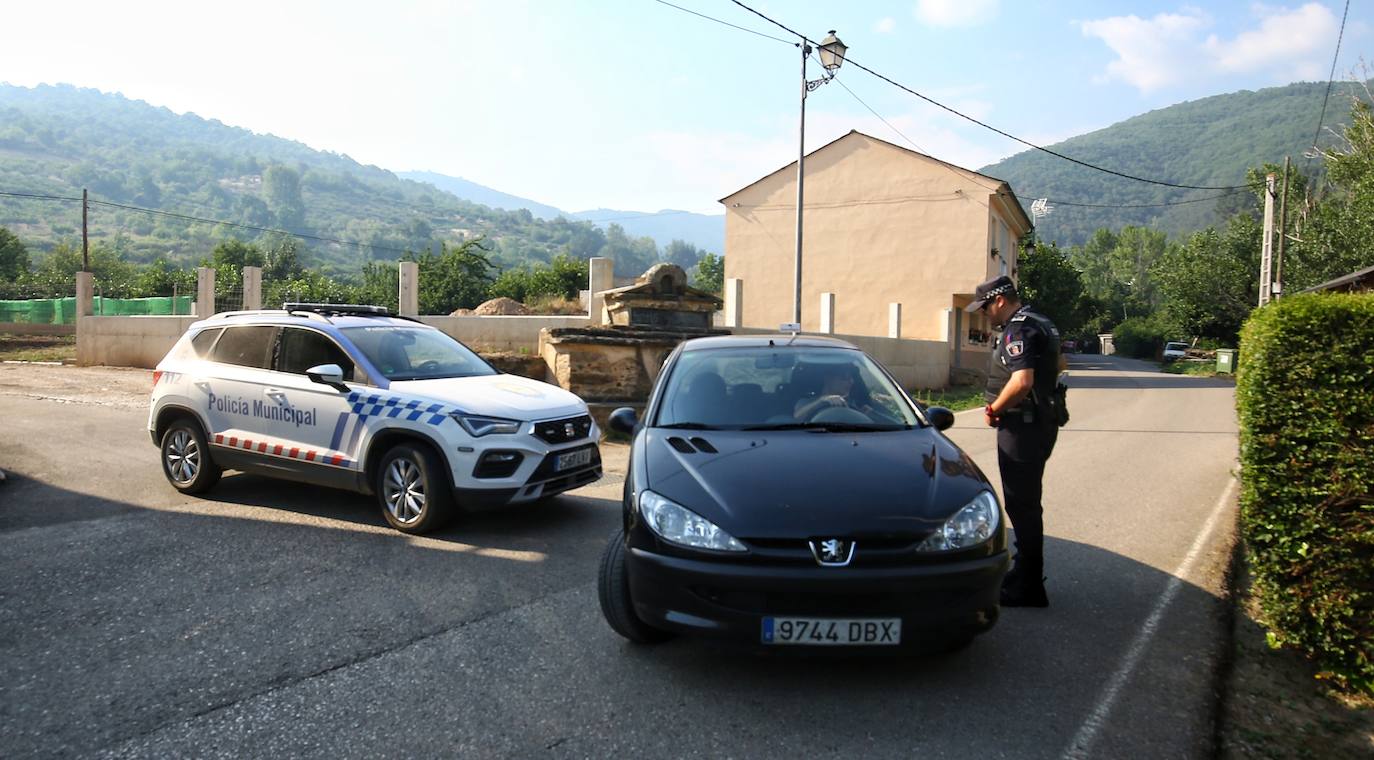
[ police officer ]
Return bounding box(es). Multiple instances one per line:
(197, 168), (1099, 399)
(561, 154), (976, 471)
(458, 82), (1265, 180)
(965, 275), (1064, 607)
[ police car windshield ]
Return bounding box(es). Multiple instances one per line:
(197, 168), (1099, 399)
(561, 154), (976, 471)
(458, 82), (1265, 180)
(340, 326), (497, 381)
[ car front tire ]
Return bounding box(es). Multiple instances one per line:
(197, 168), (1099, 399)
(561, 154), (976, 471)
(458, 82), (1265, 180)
(598, 528), (673, 644)
(160, 420), (221, 494)
(376, 443), (454, 534)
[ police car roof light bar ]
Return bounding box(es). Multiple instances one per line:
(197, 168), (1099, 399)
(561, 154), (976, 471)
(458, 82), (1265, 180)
(282, 303), (391, 317)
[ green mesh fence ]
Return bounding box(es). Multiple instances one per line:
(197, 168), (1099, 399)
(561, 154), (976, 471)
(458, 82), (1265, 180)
(0, 296), (194, 324)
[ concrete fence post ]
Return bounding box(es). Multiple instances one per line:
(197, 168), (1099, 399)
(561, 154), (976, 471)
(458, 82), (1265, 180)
(888, 303), (902, 339)
(819, 292), (835, 334)
(399, 261), (419, 317)
(196, 267), (216, 317)
(588, 257), (613, 324)
(242, 266), (262, 310)
(75, 271), (95, 319)
(723, 278), (743, 329)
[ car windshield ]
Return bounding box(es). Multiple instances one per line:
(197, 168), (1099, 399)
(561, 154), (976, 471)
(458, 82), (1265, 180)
(1166, 342), (1189, 351)
(655, 347), (920, 431)
(340, 326), (497, 381)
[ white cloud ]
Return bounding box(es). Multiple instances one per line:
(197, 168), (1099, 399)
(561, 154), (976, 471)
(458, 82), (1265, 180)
(1081, 3), (1342, 93)
(1204, 3), (1338, 73)
(874, 17), (896, 34)
(1079, 11), (1211, 92)
(914, 0), (999, 29)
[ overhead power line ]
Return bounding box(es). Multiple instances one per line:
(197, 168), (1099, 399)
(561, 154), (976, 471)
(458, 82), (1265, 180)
(1305, 0), (1351, 172)
(651, 0), (792, 45)
(724, 0), (1250, 192)
(0, 190), (83, 202)
(822, 54), (1253, 211)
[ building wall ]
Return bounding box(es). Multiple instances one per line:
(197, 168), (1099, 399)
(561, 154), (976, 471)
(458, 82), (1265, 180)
(722, 133), (1029, 343)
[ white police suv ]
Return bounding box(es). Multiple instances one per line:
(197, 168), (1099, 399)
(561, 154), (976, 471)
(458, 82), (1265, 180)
(148, 304), (601, 534)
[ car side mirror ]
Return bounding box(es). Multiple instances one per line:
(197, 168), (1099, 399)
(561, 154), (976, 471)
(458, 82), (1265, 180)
(926, 406), (955, 431)
(608, 407), (639, 435)
(306, 363), (348, 392)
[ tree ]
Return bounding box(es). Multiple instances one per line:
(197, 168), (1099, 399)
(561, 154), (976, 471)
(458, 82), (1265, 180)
(691, 252), (724, 294)
(1287, 91), (1374, 289)
(413, 239), (498, 314)
(664, 239), (703, 270)
(0, 226), (30, 280)
(1017, 242), (1084, 334)
(263, 164), (306, 230)
(1152, 214), (1260, 342)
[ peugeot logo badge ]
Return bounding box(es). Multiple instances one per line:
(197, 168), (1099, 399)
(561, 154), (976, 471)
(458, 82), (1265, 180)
(809, 538), (855, 567)
(564, 422), (577, 438)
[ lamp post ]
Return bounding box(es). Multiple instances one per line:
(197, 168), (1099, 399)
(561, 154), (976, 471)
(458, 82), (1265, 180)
(792, 30), (846, 328)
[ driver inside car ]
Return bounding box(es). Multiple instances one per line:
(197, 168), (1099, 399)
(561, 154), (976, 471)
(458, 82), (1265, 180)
(793, 364), (873, 420)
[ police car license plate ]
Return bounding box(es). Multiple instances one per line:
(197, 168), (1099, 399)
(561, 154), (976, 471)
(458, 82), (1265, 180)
(761, 617), (901, 646)
(555, 448), (592, 472)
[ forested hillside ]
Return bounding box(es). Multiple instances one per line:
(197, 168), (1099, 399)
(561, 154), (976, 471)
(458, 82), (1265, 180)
(0, 84), (709, 276)
(981, 80), (1372, 246)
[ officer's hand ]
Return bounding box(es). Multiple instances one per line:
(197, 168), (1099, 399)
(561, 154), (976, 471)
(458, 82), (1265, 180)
(985, 406), (1000, 428)
(827, 395), (846, 407)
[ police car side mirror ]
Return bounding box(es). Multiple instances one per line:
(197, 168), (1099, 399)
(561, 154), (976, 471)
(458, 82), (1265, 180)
(608, 407), (639, 435)
(306, 363), (348, 392)
(926, 406), (955, 431)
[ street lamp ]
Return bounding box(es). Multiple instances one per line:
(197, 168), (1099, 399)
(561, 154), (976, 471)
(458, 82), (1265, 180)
(791, 30), (846, 328)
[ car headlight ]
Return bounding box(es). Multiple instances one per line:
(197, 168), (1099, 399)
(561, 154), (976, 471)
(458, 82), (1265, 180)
(917, 491), (1000, 552)
(638, 490), (746, 552)
(453, 414), (522, 437)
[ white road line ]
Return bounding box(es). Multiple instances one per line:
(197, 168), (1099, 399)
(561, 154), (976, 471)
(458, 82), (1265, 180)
(1061, 476), (1239, 760)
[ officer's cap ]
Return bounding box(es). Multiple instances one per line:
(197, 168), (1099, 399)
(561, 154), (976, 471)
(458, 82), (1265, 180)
(965, 275), (1017, 312)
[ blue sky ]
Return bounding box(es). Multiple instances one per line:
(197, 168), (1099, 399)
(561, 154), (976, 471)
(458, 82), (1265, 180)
(3, 1), (1369, 214)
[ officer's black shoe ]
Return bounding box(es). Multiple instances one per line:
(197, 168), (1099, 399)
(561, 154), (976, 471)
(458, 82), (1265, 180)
(1000, 576), (1049, 608)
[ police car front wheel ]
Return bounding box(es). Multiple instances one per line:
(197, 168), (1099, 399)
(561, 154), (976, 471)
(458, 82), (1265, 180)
(376, 443), (454, 534)
(160, 420), (222, 494)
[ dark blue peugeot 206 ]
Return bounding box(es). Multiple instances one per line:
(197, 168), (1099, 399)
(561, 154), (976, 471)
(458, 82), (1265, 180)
(598, 335), (1009, 652)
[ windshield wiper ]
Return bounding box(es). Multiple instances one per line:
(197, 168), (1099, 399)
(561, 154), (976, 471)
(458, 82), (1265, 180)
(742, 422), (901, 432)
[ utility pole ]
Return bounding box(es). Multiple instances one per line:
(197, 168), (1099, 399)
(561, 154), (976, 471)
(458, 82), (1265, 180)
(81, 188), (89, 272)
(1275, 157), (1290, 300)
(1259, 173), (1276, 306)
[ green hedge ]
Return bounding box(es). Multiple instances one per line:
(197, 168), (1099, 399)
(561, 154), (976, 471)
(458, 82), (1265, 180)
(1236, 292), (1374, 693)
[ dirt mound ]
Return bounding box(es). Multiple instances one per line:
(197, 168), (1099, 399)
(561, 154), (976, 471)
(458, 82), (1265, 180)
(473, 297), (531, 316)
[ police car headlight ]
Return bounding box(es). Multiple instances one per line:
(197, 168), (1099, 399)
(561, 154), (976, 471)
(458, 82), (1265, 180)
(639, 490), (746, 552)
(453, 414), (522, 437)
(917, 491), (1000, 552)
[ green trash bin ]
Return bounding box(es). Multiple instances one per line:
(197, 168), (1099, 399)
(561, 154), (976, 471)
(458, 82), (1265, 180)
(1216, 348), (1236, 374)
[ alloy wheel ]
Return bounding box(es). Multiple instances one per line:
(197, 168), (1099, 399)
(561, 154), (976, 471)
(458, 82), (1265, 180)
(165, 429), (200, 484)
(383, 457), (426, 524)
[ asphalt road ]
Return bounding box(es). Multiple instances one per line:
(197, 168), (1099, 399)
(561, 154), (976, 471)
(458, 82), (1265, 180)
(0, 355), (1240, 758)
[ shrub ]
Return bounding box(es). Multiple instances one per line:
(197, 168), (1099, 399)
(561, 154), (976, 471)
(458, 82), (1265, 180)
(1236, 292), (1374, 693)
(1111, 315), (1170, 358)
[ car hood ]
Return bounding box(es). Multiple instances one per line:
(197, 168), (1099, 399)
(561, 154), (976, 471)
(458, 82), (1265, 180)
(641, 428), (993, 540)
(389, 374), (587, 419)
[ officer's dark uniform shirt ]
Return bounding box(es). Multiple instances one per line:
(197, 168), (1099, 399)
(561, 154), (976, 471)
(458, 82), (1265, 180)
(985, 304), (1061, 459)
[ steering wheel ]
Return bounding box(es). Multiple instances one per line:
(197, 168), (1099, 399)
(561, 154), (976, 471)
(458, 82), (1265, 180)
(808, 405), (872, 424)
(415, 360), (441, 374)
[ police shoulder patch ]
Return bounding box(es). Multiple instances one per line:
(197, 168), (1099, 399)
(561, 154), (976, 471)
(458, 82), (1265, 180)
(1007, 340), (1024, 357)
(1010, 314), (1027, 322)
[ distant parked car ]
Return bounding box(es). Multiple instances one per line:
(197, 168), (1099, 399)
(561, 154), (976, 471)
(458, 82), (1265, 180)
(1060, 339), (1078, 353)
(1162, 341), (1190, 361)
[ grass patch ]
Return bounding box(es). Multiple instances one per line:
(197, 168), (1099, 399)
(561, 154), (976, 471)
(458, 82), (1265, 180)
(1162, 360), (1227, 378)
(0, 333), (76, 363)
(912, 384), (984, 412)
(1219, 559), (1374, 758)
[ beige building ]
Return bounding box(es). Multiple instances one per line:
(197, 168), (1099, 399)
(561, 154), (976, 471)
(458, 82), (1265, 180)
(719, 130), (1033, 369)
